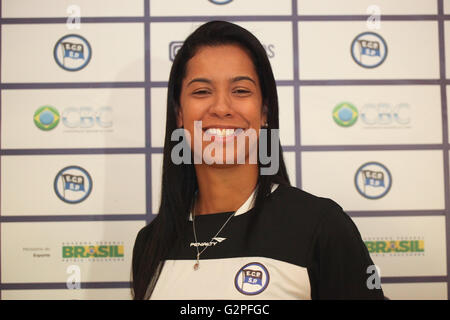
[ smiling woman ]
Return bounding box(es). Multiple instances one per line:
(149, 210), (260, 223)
(176, 44), (270, 169)
(132, 21), (385, 300)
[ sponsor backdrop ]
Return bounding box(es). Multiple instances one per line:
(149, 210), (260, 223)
(0, 0), (448, 300)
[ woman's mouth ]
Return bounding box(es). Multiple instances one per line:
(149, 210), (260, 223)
(203, 127), (245, 142)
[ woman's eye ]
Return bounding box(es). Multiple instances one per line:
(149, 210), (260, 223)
(192, 90), (211, 96)
(233, 89), (251, 95)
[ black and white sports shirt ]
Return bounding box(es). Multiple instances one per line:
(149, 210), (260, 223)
(134, 184), (384, 300)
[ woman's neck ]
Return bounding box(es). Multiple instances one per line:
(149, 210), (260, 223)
(194, 163), (258, 215)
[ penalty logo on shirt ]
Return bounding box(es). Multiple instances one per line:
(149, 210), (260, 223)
(234, 262), (269, 295)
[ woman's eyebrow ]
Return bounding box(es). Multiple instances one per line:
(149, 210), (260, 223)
(186, 76), (256, 86)
(187, 78), (212, 86)
(231, 76), (256, 84)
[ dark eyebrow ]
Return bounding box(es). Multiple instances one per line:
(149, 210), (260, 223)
(187, 78), (212, 86)
(231, 76), (256, 85)
(187, 76), (256, 87)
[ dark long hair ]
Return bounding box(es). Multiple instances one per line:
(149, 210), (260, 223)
(132, 20), (290, 300)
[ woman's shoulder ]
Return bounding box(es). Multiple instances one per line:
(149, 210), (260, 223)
(267, 184), (365, 251)
(270, 184), (344, 217)
(266, 183), (355, 232)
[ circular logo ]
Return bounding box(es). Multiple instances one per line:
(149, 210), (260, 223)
(209, 0), (233, 4)
(88, 246), (97, 256)
(54, 34), (92, 71)
(354, 162), (392, 199)
(234, 262), (269, 295)
(351, 32), (387, 68)
(332, 102), (359, 127)
(54, 166), (93, 204)
(34, 106), (60, 130)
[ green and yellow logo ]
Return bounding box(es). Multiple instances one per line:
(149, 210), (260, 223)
(365, 240), (424, 254)
(62, 245), (124, 259)
(34, 105), (60, 130)
(332, 102), (359, 127)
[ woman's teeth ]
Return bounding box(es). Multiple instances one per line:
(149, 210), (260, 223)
(205, 128), (237, 137)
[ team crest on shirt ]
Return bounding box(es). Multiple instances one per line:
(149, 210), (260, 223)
(234, 262), (270, 295)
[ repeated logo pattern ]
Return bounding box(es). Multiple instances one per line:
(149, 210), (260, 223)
(0, 0), (448, 300)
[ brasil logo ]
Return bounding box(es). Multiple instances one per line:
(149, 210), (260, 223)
(34, 106), (60, 130)
(332, 102), (358, 127)
(365, 240), (424, 254)
(62, 244), (124, 259)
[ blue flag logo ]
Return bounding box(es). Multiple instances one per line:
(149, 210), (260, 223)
(355, 162), (392, 200)
(54, 34), (92, 71)
(62, 173), (85, 192)
(61, 42), (85, 60)
(362, 169), (385, 188)
(235, 262), (269, 295)
(351, 32), (387, 68)
(54, 166), (93, 204)
(357, 39), (381, 57)
(242, 269), (263, 286)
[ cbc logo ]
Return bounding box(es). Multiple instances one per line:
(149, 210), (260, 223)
(333, 102), (410, 127)
(34, 106), (113, 130)
(360, 103), (410, 125)
(62, 107), (113, 128)
(34, 106), (60, 131)
(333, 102), (358, 127)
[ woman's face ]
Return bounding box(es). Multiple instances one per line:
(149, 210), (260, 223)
(178, 44), (266, 166)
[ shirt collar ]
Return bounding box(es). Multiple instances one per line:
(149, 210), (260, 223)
(189, 183), (279, 221)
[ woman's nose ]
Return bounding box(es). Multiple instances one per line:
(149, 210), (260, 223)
(208, 91), (233, 118)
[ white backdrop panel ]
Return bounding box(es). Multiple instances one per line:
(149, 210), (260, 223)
(298, 0), (437, 15)
(1, 24), (145, 83)
(353, 216), (447, 277)
(1, 88), (146, 149)
(299, 21), (439, 80)
(301, 150), (445, 211)
(1, 221), (145, 283)
(300, 85), (442, 145)
(1, 154), (146, 215)
(2, 0), (144, 18)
